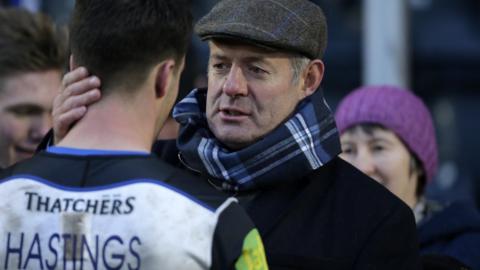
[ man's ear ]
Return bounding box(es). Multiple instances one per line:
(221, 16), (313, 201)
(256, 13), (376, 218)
(303, 59), (325, 97)
(69, 54), (78, 71)
(155, 59), (176, 98)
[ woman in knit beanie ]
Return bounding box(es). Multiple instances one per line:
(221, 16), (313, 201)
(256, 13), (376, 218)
(335, 85), (480, 270)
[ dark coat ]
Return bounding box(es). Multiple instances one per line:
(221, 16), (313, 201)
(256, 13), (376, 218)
(156, 140), (422, 270)
(419, 201), (480, 269)
(240, 156), (421, 269)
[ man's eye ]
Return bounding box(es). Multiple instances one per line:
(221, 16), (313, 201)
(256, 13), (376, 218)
(213, 63), (228, 70)
(8, 106), (42, 117)
(249, 66), (266, 74)
(341, 147), (353, 155)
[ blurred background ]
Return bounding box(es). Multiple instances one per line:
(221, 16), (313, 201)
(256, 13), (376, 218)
(2, 0), (479, 208)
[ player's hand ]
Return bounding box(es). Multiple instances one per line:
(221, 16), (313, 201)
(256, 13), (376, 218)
(52, 67), (101, 143)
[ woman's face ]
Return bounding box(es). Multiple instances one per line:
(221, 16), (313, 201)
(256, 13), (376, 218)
(339, 125), (419, 208)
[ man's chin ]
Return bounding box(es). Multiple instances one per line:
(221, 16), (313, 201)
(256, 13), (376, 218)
(13, 147), (36, 162)
(210, 124), (261, 150)
(216, 134), (259, 150)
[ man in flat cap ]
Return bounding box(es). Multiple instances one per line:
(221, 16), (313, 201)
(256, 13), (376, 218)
(45, 0), (422, 268)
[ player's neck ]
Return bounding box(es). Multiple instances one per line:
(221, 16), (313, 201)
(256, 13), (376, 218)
(58, 91), (156, 152)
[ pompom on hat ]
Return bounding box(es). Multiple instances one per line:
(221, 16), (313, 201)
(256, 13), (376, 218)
(335, 85), (438, 182)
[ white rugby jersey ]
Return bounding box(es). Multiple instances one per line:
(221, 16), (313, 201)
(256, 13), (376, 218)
(0, 147), (268, 270)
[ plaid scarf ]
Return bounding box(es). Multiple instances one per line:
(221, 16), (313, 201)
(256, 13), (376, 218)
(173, 88), (341, 192)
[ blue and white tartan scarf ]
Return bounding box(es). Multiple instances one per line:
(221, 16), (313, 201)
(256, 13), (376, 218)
(173, 88), (341, 192)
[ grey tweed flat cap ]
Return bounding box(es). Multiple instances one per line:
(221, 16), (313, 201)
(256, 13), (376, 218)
(195, 0), (328, 59)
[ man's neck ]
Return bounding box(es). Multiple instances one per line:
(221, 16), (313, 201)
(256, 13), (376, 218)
(156, 117), (179, 140)
(58, 93), (156, 152)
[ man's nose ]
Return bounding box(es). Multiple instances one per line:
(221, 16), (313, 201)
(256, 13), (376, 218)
(30, 114), (52, 141)
(223, 65), (248, 97)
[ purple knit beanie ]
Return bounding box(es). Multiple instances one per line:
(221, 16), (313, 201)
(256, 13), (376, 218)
(335, 85), (438, 182)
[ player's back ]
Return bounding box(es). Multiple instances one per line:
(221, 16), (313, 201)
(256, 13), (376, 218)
(0, 147), (267, 270)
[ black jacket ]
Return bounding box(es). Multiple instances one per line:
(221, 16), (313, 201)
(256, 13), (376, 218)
(156, 140), (422, 270)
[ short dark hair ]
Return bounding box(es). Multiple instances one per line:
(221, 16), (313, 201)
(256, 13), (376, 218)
(0, 8), (67, 85)
(69, 0), (192, 93)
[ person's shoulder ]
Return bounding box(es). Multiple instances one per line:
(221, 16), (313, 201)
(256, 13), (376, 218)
(327, 157), (405, 197)
(0, 154), (42, 181)
(151, 139), (180, 166)
(316, 157), (421, 268)
(419, 200), (480, 237)
(419, 201), (480, 270)
(3, 152), (233, 211)
(314, 156), (414, 218)
(123, 155), (244, 211)
(442, 201), (480, 220)
(89, 154), (235, 210)
(103, 156), (268, 268)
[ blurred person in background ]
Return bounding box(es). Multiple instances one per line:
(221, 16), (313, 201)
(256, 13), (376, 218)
(0, 7), (66, 170)
(335, 85), (480, 270)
